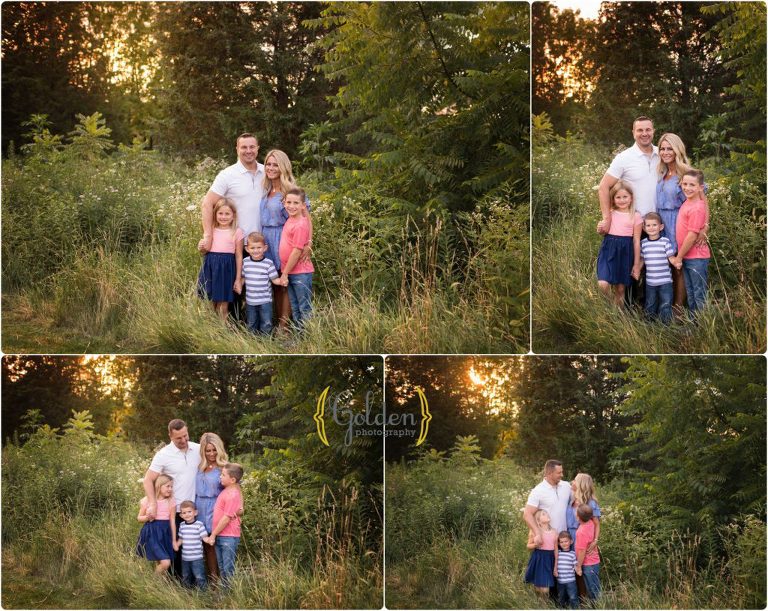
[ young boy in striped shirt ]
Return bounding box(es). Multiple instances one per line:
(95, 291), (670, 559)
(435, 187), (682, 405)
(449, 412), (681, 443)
(175, 500), (209, 590)
(554, 531), (579, 609)
(240, 232), (282, 335)
(639, 212), (676, 323)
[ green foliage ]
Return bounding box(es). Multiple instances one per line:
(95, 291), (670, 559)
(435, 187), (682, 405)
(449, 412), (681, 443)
(701, 2), (767, 175)
(2, 410), (143, 545)
(310, 2), (529, 212)
(613, 357), (767, 534)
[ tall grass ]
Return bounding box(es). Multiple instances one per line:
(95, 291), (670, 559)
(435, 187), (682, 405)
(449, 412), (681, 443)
(2, 117), (529, 354)
(532, 135), (766, 353)
(385, 444), (766, 609)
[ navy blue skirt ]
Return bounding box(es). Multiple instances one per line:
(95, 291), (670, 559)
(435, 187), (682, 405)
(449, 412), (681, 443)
(136, 519), (174, 561)
(597, 234), (634, 286)
(524, 548), (555, 588)
(198, 252), (236, 302)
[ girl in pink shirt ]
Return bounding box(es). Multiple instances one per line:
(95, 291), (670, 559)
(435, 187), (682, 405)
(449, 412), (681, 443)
(136, 474), (177, 574)
(524, 508), (557, 595)
(596, 180), (643, 306)
(197, 198), (244, 320)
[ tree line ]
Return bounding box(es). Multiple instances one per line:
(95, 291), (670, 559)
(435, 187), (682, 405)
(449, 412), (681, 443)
(533, 1), (766, 174)
(2, 2), (529, 213)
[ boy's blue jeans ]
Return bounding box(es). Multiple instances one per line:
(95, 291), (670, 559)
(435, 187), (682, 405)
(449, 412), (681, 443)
(181, 557), (207, 590)
(582, 563), (601, 600)
(645, 282), (673, 323)
(246, 302), (273, 335)
(557, 580), (578, 608)
(682, 258), (709, 313)
(215, 536), (239, 585)
(287, 273), (313, 329)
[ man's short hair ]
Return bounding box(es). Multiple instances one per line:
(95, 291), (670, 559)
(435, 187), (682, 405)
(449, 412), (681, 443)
(644, 212), (662, 223)
(180, 500), (197, 511)
(544, 459), (562, 474)
(558, 530), (572, 541)
(223, 462), (244, 483)
(247, 231), (266, 245)
(237, 132), (258, 145)
(633, 115), (654, 129)
(683, 168), (705, 185)
(168, 419), (187, 434)
(577, 503), (594, 522)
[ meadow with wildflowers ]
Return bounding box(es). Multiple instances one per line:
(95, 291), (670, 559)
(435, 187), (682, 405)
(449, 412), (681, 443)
(385, 436), (765, 609)
(1, 114), (528, 354)
(1, 410), (382, 609)
(532, 126), (766, 354)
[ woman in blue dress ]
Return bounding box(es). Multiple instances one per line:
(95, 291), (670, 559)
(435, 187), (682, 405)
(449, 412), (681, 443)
(656, 133), (707, 315)
(261, 150), (312, 331)
(196, 432), (228, 579)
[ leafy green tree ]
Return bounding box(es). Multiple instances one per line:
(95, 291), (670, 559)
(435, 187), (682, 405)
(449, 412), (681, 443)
(614, 357), (766, 532)
(581, 2), (729, 147)
(701, 2), (767, 174)
(507, 357), (632, 479)
(312, 2), (529, 212)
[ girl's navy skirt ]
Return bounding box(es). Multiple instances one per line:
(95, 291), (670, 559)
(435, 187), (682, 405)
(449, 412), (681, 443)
(524, 548), (555, 588)
(136, 519), (174, 561)
(198, 251), (236, 302)
(597, 234), (634, 286)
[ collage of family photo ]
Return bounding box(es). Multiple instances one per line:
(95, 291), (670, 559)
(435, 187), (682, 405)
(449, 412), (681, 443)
(1, 1), (766, 610)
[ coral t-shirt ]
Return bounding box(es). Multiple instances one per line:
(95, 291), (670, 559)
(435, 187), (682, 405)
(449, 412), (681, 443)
(279, 215), (314, 274)
(575, 520), (600, 566)
(212, 486), (242, 538)
(676, 199), (710, 259)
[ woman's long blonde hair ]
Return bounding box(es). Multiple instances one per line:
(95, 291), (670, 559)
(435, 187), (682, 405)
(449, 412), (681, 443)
(657, 132), (692, 179)
(262, 149), (297, 196)
(572, 473), (597, 506)
(199, 432), (229, 470)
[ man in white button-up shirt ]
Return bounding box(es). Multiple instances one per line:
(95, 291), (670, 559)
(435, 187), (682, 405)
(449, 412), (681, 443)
(524, 459), (571, 541)
(142, 419), (201, 519)
(198, 133), (266, 254)
(597, 116), (660, 232)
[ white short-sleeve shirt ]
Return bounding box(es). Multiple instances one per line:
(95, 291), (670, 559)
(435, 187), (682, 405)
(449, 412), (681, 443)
(526, 478), (572, 535)
(210, 160), (266, 241)
(148, 441), (201, 511)
(606, 143), (660, 217)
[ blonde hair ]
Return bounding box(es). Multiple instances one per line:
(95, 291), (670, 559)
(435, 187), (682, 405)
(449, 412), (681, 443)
(199, 432), (229, 470)
(534, 509), (550, 527)
(213, 198), (238, 238)
(572, 473), (597, 507)
(155, 474), (174, 500)
(262, 149), (297, 195)
(657, 132), (692, 179)
(609, 180), (636, 217)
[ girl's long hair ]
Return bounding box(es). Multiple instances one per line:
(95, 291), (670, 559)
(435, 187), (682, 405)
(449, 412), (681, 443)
(262, 149), (297, 196)
(213, 198), (238, 239)
(609, 179), (636, 217)
(199, 432), (229, 470)
(154, 474), (174, 500)
(572, 473), (597, 506)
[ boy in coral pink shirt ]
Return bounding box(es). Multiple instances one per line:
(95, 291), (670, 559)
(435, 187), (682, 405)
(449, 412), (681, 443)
(279, 186), (314, 330)
(669, 169), (710, 314)
(205, 463), (244, 586)
(575, 503), (601, 601)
